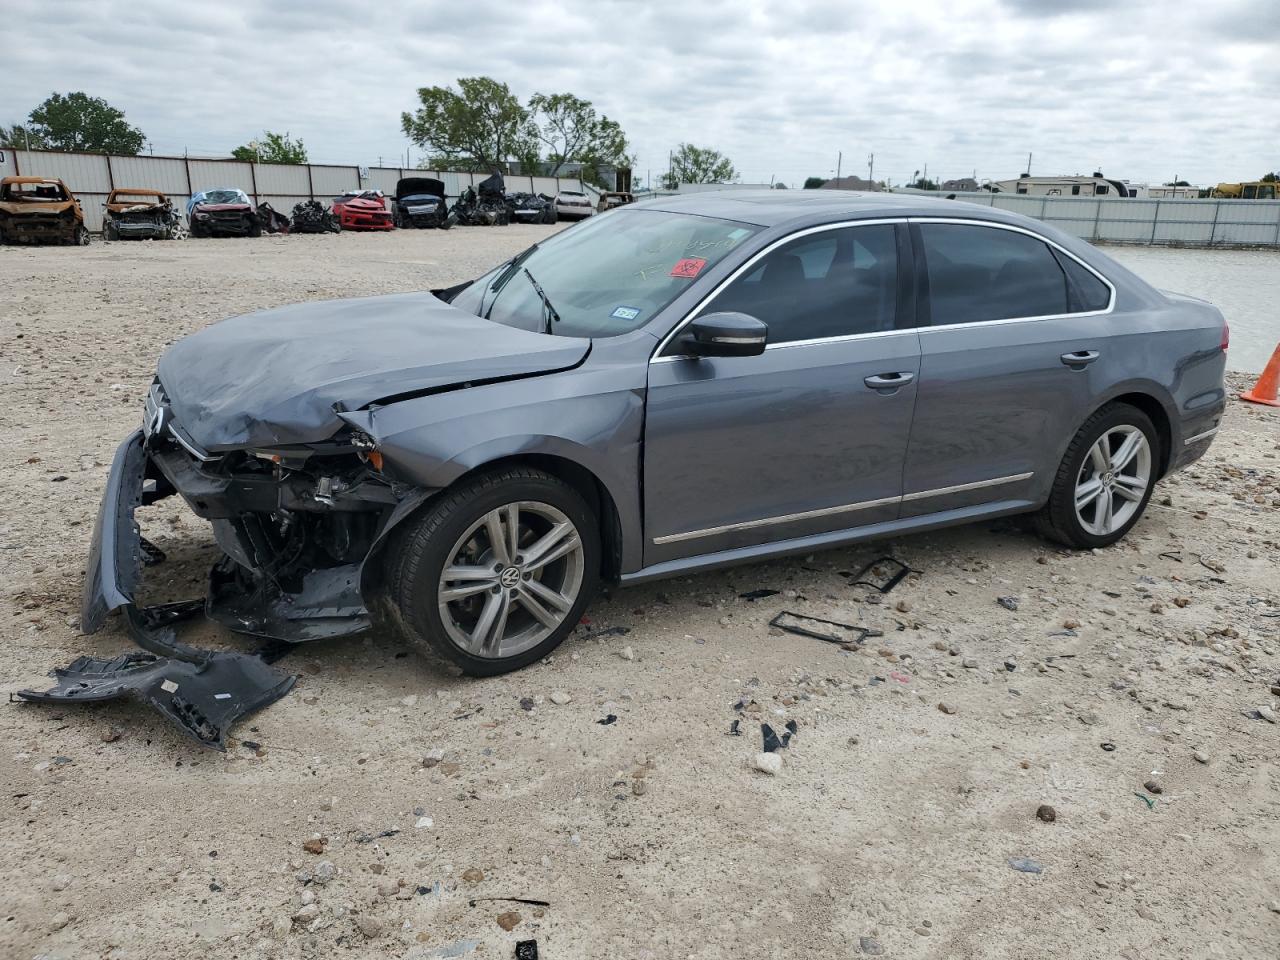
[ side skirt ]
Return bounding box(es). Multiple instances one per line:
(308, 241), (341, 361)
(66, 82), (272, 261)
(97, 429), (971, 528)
(619, 498), (1036, 585)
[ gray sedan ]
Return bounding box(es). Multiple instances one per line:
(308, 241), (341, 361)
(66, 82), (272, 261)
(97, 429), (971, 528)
(84, 191), (1227, 677)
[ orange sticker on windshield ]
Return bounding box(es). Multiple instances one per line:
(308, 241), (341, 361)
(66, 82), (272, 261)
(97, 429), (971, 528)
(670, 257), (707, 279)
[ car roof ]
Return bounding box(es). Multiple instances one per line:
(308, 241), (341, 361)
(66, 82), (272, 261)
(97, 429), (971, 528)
(636, 189), (1035, 229)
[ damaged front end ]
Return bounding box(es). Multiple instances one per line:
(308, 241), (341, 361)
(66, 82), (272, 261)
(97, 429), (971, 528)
(19, 384), (403, 748)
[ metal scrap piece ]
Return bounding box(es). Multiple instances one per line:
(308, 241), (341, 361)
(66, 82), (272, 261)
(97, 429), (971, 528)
(769, 610), (883, 646)
(845, 556), (914, 594)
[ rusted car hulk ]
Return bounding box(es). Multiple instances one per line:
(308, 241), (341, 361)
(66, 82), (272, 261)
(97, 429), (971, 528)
(103, 188), (187, 241)
(0, 176), (90, 245)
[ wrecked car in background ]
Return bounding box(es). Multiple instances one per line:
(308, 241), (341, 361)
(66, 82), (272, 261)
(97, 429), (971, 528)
(187, 188), (261, 238)
(392, 177), (454, 229)
(553, 188), (595, 220)
(0, 176), (90, 245)
(290, 199), (342, 233)
(255, 201), (291, 235)
(452, 174), (511, 226)
(507, 191), (557, 224)
(333, 190), (394, 230)
(103, 188), (187, 240)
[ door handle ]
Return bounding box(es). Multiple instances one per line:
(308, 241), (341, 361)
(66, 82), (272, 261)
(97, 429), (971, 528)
(1061, 350), (1100, 368)
(864, 372), (915, 390)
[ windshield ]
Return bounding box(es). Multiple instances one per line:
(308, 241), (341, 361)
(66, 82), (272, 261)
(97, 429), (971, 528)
(199, 190), (247, 205)
(2, 181), (68, 202)
(465, 209), (759, 338)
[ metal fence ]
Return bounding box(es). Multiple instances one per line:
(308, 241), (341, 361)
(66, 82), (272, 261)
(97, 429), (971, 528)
(0, 149), (583, 233)
(910, 190), (1280, 248)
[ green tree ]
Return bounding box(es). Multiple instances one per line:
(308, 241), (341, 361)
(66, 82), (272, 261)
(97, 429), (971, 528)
(773, 182), (789, 189)
(1262, 172), (1278, 183)
(0, 123), (46, 150)
(232, 131), (307, 164)
(25, 92), (145, 154)
(661, 143), (737, 189)
(803, 176), (826, 189)
(527, 92), (631, 176)
(402, 77), (535, 173)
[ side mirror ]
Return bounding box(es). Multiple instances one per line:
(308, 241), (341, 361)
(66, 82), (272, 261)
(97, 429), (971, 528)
(685, 312), (768, 358)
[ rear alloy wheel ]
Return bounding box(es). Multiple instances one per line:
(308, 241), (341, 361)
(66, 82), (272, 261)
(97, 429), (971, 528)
(388, 468), (599, 675)
(1034, 403), (1159, 549)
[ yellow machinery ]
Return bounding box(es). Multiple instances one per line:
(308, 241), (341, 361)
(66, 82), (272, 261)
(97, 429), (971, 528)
(1212, 181), (1278, 199)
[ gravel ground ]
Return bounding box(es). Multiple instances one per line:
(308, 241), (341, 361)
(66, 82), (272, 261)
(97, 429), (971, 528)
(1, 229), (1278, 960)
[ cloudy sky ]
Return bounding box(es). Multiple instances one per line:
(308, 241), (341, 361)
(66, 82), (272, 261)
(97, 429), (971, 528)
(7, 0), (1276, 188)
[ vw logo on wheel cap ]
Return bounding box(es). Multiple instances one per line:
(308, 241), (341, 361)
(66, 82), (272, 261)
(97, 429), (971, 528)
(499, 566), (522, 588)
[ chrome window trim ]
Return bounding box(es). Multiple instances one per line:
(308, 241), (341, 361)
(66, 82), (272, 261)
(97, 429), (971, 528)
(651, 217), (906, 360)
(651, 472), (1033, 545)
(908, 217), (1117, 329)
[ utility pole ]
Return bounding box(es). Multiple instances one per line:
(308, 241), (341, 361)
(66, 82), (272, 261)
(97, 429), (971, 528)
(1026, 151), (1032, 176)
(836, 151), (842, 183)
(867, 152), (874, 184)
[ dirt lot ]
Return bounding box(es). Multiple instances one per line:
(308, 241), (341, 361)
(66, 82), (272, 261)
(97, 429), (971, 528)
(2, 228), (1278, 960)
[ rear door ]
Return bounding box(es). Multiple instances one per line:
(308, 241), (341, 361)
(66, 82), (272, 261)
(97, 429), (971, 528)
(643, 221), (920, 564)
(900, 219), (1115, 518)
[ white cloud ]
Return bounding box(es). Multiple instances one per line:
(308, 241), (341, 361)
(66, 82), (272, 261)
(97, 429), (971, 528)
(6, 0), (1274, 187)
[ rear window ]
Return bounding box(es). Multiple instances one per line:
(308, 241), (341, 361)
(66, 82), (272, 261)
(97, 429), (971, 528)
(1052, 249), (1112, 312)
(920, 223), (1069, 324)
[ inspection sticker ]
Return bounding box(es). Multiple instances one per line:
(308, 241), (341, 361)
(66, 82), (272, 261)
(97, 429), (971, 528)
(610, 305), (641, 321)
(670, 257), (707, 279)
(160, 679), (179, 693)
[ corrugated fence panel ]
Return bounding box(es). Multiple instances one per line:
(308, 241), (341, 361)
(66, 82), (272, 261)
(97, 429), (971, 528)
(531, 176), (561, 196)
(187, 159), (253, 194)
(253, 163), (311, 197)
(1152, 201), (1215, 245)
(16, 150), (112, 193)
(110, 156), (189, 195)
(310, 165), (358, 198)
(909, 190), (1280, 247)
(1038, 197), (1100, 239)
(1096, 199), (1157, 243)
(365, 168), (403, 194)
(0, 149), (15, 178)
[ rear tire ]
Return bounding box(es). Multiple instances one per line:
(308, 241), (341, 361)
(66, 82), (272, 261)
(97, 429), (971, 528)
(1033, 403), (1160, 549)
(386, 467), (600, 676)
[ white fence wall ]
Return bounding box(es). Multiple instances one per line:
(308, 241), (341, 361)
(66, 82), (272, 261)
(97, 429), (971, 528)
(906, 189), (1280, 248)
(0, 148), (583, 232)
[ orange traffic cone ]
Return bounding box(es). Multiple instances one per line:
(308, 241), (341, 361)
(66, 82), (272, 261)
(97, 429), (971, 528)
(1241, 344), (1280, 407)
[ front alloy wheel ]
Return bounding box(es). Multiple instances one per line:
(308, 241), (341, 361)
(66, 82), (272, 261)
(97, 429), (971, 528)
(438, 501), (585, 659)
(387, 467), (600, 675)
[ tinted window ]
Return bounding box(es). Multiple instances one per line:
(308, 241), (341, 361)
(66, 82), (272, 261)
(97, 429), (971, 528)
(711, 224), (898, 343)
(1053, 249), (1111, 312)
(920, 223), (1068, 324)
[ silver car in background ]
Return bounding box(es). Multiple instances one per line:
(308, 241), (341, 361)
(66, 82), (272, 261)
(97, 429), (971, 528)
(553, 189), (596, 219)
(82, 192), (1227, 681)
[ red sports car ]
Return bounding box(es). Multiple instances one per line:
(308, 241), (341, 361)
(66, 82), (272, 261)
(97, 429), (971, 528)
(331, 190), (394, 231)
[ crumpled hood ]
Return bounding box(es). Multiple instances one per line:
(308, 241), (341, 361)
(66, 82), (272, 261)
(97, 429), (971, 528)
(193, 203), (252, 212)
(157, 292), (589, 450)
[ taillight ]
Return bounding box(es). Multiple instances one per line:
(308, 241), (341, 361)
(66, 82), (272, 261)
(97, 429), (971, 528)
(1220, 320), (1230, 352)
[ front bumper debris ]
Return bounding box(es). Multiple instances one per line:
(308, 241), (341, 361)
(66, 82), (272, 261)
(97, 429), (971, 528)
(15, 650), (295, 750)
(15, 429), (297, 749)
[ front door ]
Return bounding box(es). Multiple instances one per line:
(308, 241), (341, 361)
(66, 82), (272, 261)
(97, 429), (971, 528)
(643, 222), (920, 566)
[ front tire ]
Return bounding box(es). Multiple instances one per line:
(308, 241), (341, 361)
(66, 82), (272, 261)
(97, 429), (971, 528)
(1034, 403), (1159, 549)
(387, 467), (600, 676)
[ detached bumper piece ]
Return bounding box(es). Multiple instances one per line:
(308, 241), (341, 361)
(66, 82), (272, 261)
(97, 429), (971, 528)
(16, 429), (298, 749)
(15, 649), (295, 750)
